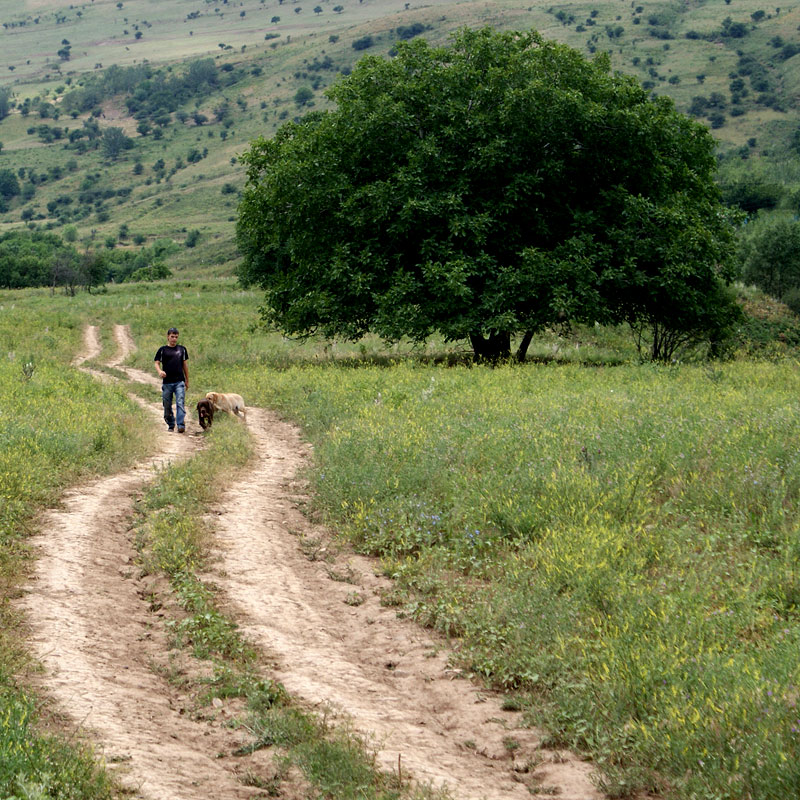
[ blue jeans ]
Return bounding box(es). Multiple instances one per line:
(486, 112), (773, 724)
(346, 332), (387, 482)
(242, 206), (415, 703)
(162, 381), (185, 429)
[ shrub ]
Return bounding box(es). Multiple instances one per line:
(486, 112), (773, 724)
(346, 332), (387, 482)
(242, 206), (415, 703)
(0, 168), (20, 198)
(396, 23), (427, 40)
(781, 286), (800, 315)
(709, 111), (726, 128)
(352, 36), (374, 50)
(294, 87), (313, 106)
(125, 262), (171, 281)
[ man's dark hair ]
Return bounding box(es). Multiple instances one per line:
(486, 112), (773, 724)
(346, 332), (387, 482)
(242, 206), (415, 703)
(167, 327), (179, 334)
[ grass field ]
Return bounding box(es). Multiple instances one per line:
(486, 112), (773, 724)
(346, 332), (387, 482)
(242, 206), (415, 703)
(254, 359), (800, 799)
(0, 281), (797, 798)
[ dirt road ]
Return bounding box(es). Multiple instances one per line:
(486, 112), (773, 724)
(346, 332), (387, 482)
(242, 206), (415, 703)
(21, 325), (601, 800)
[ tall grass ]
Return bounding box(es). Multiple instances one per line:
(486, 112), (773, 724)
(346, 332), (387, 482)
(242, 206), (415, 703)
(238, 359), (800, 800)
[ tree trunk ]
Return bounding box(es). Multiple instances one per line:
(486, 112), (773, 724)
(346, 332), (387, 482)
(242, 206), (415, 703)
(469, 331), (511, 363)
(516, 331), (534, 362)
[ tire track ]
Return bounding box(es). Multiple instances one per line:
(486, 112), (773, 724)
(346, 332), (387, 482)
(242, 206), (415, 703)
(21, 326), (258, 800)
(24, 324), (601, 800)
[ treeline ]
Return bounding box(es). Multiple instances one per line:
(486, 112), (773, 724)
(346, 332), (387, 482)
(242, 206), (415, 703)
(0, 231), (175, 291)
(0, 231), (103, 292)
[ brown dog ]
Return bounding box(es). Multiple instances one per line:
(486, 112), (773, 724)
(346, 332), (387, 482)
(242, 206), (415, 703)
(204, 391), (247, 422)
(196, 398), (215, 430)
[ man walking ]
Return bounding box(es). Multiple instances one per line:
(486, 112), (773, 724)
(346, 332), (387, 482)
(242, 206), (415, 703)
(154, 327), (189, 432)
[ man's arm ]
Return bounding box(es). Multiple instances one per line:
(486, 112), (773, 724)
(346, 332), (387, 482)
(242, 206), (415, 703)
(183, 361), (189, 388)
(155, 359), (166, 380)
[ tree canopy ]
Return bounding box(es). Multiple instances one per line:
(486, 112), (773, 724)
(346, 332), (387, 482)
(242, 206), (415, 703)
(0, 231), (104, 292)
(237, 27), (739, 361)
(739, 218), (800, 302)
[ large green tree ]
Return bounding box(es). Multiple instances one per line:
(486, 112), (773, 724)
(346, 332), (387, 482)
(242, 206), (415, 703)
(237, 28), (739, 361)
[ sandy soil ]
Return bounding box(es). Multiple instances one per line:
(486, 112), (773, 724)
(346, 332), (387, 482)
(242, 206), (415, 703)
(21, 324), (602, 800)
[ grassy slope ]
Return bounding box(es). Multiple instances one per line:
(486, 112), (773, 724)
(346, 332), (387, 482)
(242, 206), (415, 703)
(1, 0), (800, 260)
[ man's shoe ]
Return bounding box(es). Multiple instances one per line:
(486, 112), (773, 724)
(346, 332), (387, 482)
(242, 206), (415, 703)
(168, 427), (175, 432)
(178, 426), (185, 433)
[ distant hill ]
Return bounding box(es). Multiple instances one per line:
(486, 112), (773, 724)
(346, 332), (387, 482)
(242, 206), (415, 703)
(2, 0), (800, 276)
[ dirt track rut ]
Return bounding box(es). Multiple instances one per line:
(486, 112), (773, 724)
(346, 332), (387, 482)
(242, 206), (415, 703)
(21, 324), (601, 800)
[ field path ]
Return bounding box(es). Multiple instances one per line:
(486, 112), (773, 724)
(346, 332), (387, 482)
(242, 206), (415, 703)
(24, 326), (260, 799)
(22, 325), (601, 800)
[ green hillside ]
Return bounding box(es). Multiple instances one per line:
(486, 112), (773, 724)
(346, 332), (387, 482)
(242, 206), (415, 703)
(2, 0), (800, 270)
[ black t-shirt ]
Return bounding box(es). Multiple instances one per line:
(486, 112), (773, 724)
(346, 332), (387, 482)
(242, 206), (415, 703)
(154, 344), (188, 384)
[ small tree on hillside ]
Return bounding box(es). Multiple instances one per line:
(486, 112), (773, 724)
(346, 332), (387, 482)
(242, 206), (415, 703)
(0, 168), (20, 199)
(0, 87), (10, 120)
(294, 86), (313, 106)
(237, 28), (739, 361)
(739, 218), (800, 300)
(101, 126), (133, 160)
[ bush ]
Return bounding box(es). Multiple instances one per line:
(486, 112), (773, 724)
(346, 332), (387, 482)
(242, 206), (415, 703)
(125, 262), (172, 282)
(780, 43), (800, 60)
(0, 169), (20, 198)
(294, 87), (313, 106)
(688, 95), (709, 117)
(709, 111), (726, 128)
(352, 36), (374, 51)
(396, 23), (427, 40)
(781, 286), (800, 315)
(721, 177), (783, 213)
(722, 20), (749, 38)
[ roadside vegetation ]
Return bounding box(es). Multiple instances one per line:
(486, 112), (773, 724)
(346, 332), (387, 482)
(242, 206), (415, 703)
(180, 303), (800, 799)
(252, 360), (800, 799)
